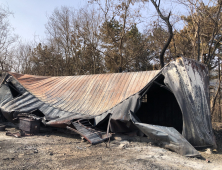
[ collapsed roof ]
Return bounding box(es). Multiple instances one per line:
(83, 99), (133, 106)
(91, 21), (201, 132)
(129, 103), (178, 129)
(0, 57), (216, 157)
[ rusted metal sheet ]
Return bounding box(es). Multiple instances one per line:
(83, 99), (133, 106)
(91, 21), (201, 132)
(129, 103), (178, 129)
(8, 71), (159, 117)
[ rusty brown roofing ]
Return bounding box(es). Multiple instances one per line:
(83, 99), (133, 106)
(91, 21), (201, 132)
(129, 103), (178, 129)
(9, 71), (160, 116)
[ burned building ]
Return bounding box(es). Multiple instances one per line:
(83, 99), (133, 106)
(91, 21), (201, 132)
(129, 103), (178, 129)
(0, 57), (216, 156)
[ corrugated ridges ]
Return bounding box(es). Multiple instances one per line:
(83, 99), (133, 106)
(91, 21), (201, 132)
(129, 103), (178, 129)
(9, 71), (159, 116)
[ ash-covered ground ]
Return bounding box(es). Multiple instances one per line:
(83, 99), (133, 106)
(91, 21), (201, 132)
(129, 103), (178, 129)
(0, 123), (222, 170)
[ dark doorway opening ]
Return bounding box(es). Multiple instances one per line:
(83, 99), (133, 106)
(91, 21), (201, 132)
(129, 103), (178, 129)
(136, 75), (183, 133)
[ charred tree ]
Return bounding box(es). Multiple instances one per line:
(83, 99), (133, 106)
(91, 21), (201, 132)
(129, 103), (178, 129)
(150, 0), (173, 68)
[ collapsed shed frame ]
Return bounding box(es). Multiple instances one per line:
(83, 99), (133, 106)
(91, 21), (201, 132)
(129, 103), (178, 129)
(0, 57), (216, 156)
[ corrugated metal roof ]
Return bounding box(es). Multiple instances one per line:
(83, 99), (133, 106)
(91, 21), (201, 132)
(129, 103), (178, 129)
(9, 71), (160, 116)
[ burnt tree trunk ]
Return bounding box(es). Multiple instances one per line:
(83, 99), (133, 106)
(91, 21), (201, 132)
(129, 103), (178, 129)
(151, 0), (173, 68)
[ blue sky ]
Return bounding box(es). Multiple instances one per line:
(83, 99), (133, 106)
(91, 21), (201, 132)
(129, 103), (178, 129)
(0, 0), (88, 42)
(0, 0), (186, 43)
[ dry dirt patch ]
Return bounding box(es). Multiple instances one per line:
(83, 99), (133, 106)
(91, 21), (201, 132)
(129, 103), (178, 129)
(0, 125), (222, 170)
